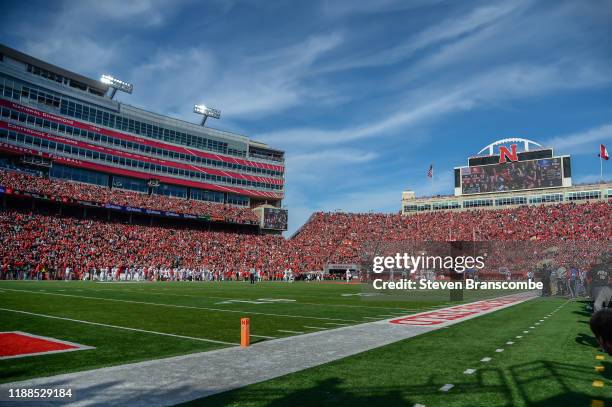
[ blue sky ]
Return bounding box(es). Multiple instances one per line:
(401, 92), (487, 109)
(1, 0), (611, 234)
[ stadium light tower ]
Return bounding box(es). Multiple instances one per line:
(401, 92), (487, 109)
(193, 104), (221, 126)
(100, 74), (134, 100)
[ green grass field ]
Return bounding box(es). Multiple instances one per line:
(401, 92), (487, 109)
(0, 281), (608, 407)
(0, 280), (458, 383)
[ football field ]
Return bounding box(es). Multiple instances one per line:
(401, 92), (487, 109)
(0, 280), (462, 383)
(0, 281), (608, 407)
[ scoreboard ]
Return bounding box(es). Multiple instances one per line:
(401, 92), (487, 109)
(454, 141), (572, 196)
(461, 157), (563, 195)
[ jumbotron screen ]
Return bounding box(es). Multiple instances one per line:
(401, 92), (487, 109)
(263, 207), (288, 230)
(461, 157), (563, 194)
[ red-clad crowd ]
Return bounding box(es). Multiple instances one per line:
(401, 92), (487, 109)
(0, 185), (609, 280)
(0, 210), (295, 281)
(297, 203), (611, 267)
(0, 169), (259, 224)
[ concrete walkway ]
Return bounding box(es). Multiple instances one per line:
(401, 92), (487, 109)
(0, 292), (537, 406)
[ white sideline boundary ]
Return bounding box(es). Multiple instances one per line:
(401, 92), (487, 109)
(0, 291), (538, 407)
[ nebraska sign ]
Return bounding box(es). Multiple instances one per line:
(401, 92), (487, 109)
(498, 144), (518, 163)
(476, 138), (543, 161)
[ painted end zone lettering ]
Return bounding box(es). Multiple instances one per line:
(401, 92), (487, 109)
(389, 294), (531, 326)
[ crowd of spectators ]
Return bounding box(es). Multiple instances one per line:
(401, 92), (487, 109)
(0, 173), (609, 281)
(0, 169), (259, 224)
(294, 203), (611, 268)
(0, 210), (293, 281)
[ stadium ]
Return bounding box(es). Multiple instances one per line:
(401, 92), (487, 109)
(0, 40), (610, 407)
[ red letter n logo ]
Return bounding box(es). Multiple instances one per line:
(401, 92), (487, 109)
(499, 144), (518, 163)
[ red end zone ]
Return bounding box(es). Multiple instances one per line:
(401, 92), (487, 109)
(0, 332), (94, 360)
(389, 293), (534, 326)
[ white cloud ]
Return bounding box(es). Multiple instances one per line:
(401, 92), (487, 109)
(11, 0), (186, 77)
(124, 48), (218, 119)
(56, 0), (178, 27)
(544, 125), (612, 155)
(260, 60), (612, 149)
(320, 0), (444, 18)
(259, 93), (466, 147)
(23, 38), (119, 77)
(388, 0), (611, 90)
(78, 0), (168, 25)
(319, 1), (527, 72)
(124, 32), (345, 120)
(283, 148), (378, 186)
(289, 149), (378, 172)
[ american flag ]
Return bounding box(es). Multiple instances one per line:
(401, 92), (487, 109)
(427, 164), (433, 178)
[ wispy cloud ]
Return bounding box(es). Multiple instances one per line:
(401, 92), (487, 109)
(259, 93), (464, 147)
(9, 0), (186, 76)
(320, 0), (444, 18)
(22, 38), (120, 77)
(318, 1), (528, 72)
(260, 60), (612, 149)
(126, 32), (345, 120)
(544, 125), (612, 155)
(75, 0), (171, 26)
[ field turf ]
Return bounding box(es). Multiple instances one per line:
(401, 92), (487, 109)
(193, 298), (611, 407)
(1, 280), (460, 383)
(2, 281), (605, 407)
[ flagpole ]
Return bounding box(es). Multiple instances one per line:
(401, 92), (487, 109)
(600, 153), (603, 184)
(431, 169), (434, 190)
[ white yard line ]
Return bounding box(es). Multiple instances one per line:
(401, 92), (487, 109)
(0, 288), (360, 323)
(277, 330), (304, 334)
(0, 307), (237, 346)
(71, 286), (413, 312)
(250, 334), (276, 339)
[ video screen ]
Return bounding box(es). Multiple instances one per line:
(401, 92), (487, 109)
(461, 158), (563, 194)
(263, 207), (288, 230)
